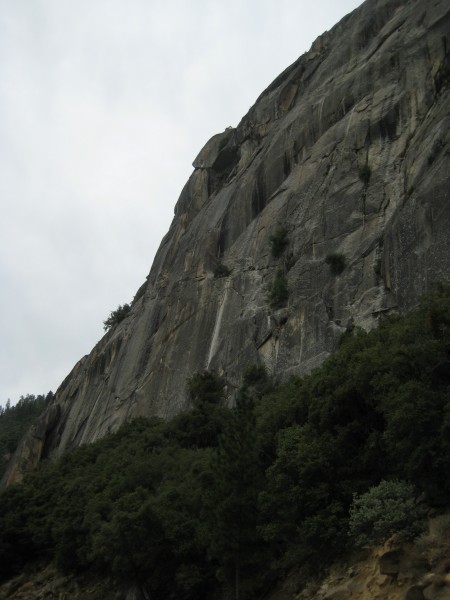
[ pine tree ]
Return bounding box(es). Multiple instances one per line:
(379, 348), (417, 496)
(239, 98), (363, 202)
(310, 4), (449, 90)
(204, 392), (265, 599)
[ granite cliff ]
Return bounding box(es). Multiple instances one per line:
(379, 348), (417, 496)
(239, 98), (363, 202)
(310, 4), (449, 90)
(3, 0), (449, 485)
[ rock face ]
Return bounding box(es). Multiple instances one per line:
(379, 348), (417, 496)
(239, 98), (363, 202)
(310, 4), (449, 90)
(3, 0), (449, 482)
(292, 536), (450, 600)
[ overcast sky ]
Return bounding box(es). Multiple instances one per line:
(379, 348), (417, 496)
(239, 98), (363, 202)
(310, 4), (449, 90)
(0, 0), (363, 405)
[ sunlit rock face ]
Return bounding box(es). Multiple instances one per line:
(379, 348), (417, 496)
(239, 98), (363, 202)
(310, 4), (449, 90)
(3, 0), (449, 481)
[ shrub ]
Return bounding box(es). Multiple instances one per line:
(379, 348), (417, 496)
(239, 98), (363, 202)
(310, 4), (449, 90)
(349, 480), (426, 547)
(213, 262), (231, 278)
(325, 253), (346, 275)
(186, 371), (225, 406)
(270, 227), (289, 258)
(359, 164), (371, 185)
(269, 270), (289, 308)
(103, 303), (131, 331)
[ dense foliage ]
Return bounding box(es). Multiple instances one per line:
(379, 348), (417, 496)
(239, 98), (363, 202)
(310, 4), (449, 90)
(0, 393), (52, 479)
(1, 286), (449, 598)
(349, 480), (426, 547)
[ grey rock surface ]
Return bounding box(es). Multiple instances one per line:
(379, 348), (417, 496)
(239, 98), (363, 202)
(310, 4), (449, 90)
(3, 0), (449, 483)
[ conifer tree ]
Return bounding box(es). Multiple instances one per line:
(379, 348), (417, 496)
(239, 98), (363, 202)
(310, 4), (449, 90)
(204, 392), (265, 600)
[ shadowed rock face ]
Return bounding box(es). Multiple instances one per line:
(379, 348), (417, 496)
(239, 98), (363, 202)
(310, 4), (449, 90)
(3, 0), (449, 483)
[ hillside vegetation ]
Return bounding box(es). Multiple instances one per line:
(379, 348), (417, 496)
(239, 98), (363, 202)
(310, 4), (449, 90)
(0, 393), (52, 479)
(0, 286), (449, 599)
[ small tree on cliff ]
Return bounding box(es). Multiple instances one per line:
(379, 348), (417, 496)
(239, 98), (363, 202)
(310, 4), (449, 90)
(103, 303), (131, 331)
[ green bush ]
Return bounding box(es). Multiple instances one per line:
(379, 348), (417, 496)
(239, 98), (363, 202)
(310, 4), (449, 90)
(103, 303), (131, 331)
(270, 227), (289, 258)
(359, 164), (371, 185)
(168, 371), (229, 448)
(186, 371), (225, 406)
(349, 480), (426, 547)
(213, 262), (232, 278)
(269, 270), (289, 308)
(325, 253), (346, 275)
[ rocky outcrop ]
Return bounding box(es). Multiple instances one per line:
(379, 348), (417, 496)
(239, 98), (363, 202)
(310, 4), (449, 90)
(293, 533), (450, 600)
(2, 0), (449, 482)
(265, 514), (450, 600)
